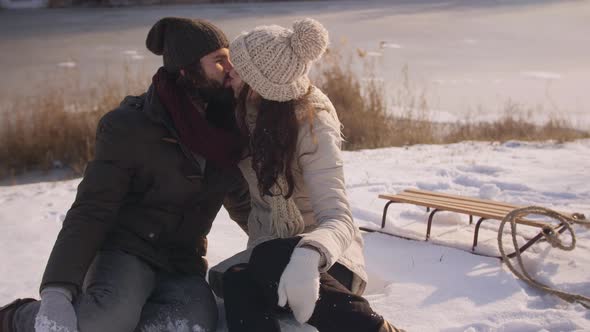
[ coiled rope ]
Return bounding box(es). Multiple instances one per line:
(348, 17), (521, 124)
(498, 206), (590, 308)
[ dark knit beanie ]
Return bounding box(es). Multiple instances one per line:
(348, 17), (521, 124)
(146, 17), (229, 73)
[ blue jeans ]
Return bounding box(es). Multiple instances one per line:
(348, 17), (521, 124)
(13, 250), (218, 332)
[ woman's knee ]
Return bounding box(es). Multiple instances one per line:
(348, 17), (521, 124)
(250, 237), (301, 263)
(248, 237), (302, 281)
(222, 264), (251, 294)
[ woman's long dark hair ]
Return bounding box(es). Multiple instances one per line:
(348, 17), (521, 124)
(236, 84), (313, 199)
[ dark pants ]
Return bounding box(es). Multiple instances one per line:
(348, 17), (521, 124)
(12, 250), (218, 332)
(222, 237), (386, 332)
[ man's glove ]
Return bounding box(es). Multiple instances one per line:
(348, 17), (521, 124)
(277, 247), (321, 324)
(34, 287), (78, 332)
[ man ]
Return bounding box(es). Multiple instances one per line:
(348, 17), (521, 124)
(0, 17), (250, 332)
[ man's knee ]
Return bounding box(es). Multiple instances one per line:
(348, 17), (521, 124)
(77, 309), (140, 332)
(138, 284), (218, 332)
(138, 302), (218, 332)
(137, 275), (218, 332)
(76, 293), (143, 332)
(183, 296), (218, 332)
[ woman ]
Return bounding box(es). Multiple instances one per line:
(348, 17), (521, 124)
(209, 18), (402, 332)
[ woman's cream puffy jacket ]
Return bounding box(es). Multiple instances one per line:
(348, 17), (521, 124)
(210, 86), (367, 295)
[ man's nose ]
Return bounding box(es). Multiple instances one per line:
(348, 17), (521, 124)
(224, 60), (234, 73)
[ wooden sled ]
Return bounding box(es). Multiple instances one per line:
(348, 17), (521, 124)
(360, 188), (585, 259)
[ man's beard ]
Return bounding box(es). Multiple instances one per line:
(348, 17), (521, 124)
(178, 70), (233, 104)
(199, 84), (234, 104)
(176, 68), (236, 130)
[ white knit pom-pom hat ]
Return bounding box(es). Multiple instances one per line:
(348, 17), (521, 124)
(229, 18), (329, 102)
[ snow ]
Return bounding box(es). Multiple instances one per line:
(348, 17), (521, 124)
(34, 314), (74, 332)
(56, 62), (77, 69)
(141, 318), (203, 332)
(1, 139), (589, 331)
(520, 72), (563, 81)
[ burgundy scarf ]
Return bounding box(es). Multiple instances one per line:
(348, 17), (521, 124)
(152, 67), (241, 169)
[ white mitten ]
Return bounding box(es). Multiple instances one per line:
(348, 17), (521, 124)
(277, 247), (321, 324)
(35, 287), (78, 332)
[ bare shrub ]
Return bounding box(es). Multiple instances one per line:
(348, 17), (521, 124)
(312, 48), (394, 150)
(0, 63), (148, 179)
(0, 47), (587, 180)
(312, 46), (587, 150)
(445, 101), (588, 143)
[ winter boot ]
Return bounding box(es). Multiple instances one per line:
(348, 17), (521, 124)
(379, 320), (406, 332)
(0, 298), (35, 332)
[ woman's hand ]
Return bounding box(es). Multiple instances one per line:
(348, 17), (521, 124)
(277, 247), (321, 324)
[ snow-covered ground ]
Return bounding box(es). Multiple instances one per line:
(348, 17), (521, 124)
(1, 139), (589, 331)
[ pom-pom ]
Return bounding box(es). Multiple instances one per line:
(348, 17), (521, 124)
(290, 18), (329, 62)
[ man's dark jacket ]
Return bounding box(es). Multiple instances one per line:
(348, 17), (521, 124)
(41, 85), (250, 294)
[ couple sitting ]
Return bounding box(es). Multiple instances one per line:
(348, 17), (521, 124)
(0, 17), (401, 332)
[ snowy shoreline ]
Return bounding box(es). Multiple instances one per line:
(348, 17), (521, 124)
(1, 139), (589, 331)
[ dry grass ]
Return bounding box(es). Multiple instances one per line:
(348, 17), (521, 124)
(312, 47), (588, 150)
(0, 63), (148, 179)
(312, 50), (437, 150)
(313, 49), (394, 150)
(0, 48), (588, 180)
(443, 101), (586, 143)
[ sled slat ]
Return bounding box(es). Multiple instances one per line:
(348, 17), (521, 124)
(384, 192), (545, 228)
(371, 188), (577, 257)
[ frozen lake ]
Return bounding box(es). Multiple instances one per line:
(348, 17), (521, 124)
(1, 0), (589, 125)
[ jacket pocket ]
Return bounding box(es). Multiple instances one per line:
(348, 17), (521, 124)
(118, 205), (177, 244)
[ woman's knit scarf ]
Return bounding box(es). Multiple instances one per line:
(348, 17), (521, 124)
(244, 104), (307, 238)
